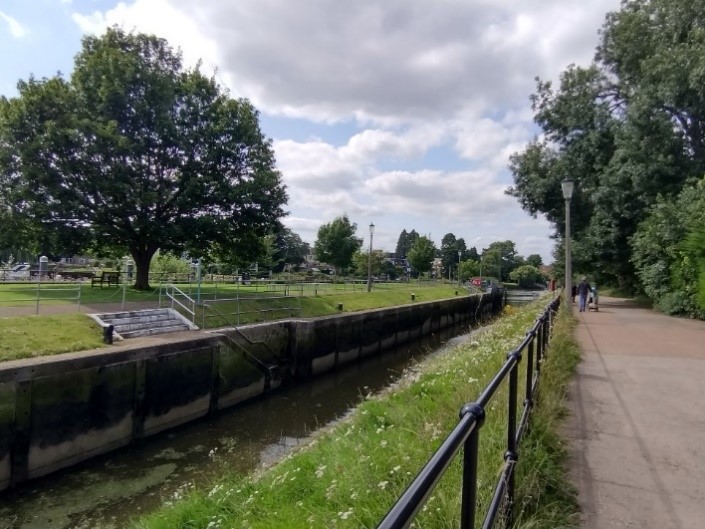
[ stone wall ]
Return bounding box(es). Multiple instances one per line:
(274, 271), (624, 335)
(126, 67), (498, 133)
(0, 291), (503, 490)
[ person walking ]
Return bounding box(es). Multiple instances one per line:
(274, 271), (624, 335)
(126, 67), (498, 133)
(577, 276), (590, 312)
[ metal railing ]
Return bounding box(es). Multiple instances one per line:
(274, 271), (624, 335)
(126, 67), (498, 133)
(377, 295), (560, 529)
(0, 282), (82, 315)
(160, 284), (197, 323)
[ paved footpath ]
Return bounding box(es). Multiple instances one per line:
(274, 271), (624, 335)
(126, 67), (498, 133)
(565, 296), (705, 529)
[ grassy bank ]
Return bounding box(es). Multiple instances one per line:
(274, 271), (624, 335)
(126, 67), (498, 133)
(0, 314), (105, 362)
(513, 308), (581, 527)
(0, 285), (466, 361)
(130, 295), (578, 529)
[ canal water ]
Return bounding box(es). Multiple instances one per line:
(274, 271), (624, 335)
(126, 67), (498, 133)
(0, 321), (486, 529)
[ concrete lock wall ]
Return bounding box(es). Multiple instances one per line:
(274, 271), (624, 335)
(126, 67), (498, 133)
(0, 292), (503, 490)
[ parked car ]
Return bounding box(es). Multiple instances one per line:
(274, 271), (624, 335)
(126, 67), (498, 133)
(8, 263), (31, 280)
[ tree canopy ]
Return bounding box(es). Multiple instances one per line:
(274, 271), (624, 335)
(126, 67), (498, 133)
(394, 229), (420, 258)
(508, 0), (702, 290)
(0, 27), (287, 288)
(313, 215), (361, 273)
(407, 236), (436, 276)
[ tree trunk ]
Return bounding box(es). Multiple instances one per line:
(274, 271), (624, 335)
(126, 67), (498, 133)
(132, 247), (158, 290)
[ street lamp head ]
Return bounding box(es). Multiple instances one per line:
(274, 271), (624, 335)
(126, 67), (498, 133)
(561, 177), (574, 200)
(369, 222), (375, 235)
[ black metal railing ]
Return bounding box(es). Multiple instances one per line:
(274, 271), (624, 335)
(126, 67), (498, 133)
(377, 295), (560, 529)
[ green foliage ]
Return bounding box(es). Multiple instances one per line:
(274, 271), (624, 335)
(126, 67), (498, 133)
(0, 27), (287, 289)
(514, 310), (580, 528)
(394, 229), (419, 259)
(149, 252), (191, 276)
(631, 177), (705, 317)
(352, 249), (386, 278)
(459, 259), (481, 281)
(439, 233), (468, 277)
(482, 240), (520, 282)
(313, 215), (362, 273)
(509, 264), (545, 288)
(272, 226), (309, 272)
(508, 0), (705, 290)
(406, 236), (435, 275)
(525, 254), (543, 268)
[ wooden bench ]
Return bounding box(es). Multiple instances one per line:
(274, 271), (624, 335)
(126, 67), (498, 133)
(91, 271), (120, 288)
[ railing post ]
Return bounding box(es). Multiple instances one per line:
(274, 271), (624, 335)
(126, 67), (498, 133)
(460, 403), (485, 529)
(544, 315), (550, 355)
(526, 335), (534, 403)
(35, 279), (40, 315)
(535, 317), (543, 374)
(505, 353), (520, 526)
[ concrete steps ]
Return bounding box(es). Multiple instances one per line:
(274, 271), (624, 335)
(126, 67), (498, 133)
(90, 308), (197, 339)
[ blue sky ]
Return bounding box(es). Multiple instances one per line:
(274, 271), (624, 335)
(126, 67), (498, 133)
(0, 0), (621, 263)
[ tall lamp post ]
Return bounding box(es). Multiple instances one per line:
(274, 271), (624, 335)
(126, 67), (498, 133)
(562, 177), (574, 308)
(367, 222), (375, 293)
(457, 250), (462, 287)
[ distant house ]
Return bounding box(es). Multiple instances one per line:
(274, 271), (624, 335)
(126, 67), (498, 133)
(384, 257), (412, 274)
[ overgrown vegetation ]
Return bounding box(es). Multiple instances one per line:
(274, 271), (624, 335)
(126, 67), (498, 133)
(129, 296), (578, 529)
(513, 308), (580, 528)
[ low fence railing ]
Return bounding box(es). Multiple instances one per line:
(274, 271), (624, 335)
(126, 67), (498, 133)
(376, 295), (560, 529)
(0, 282), (82, 315)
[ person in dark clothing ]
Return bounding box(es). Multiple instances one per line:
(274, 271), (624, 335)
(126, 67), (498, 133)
(577, 277), (590, 312)
(571, 284), (577, 303)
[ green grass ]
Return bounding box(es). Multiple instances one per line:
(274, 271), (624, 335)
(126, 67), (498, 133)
(512, 307), (581, 528)
(0, 314), (105, 362)
(0, 284), (470, 359)
(190, 284), (467, 327)
(129, 295), (573, 529)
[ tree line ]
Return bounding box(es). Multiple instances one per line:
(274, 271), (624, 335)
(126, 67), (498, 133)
(509, 0), (705, 318)
(311, 215), (545, 286)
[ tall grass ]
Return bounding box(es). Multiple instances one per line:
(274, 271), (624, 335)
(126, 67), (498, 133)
(512, 308), (581, 528)
(131, 296), (574, 529)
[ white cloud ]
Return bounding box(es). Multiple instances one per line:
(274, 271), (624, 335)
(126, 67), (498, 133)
(66, 0), (622, 263)
(0, 11), (29, 38)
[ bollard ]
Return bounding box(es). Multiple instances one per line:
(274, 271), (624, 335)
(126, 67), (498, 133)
(337, 303), (343, 310)
(103, 324), (114, 345)
(411, 293), (416, 301)
(455, 290), (458, 295)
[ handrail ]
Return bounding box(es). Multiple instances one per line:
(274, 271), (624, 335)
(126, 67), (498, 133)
(377, 296), (560, 529)
(162, 283), (196, 321)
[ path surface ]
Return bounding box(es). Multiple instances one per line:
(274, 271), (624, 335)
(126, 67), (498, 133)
(565, 296), (705, 529)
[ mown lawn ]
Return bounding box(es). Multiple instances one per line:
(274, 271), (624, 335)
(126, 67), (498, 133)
(0, 314), (105, 362)
(0, 284), (470, 361)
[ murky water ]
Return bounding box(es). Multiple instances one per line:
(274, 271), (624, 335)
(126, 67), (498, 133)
(0, 324), (480, 529)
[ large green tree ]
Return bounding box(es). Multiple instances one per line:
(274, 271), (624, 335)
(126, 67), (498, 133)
(313, 215), (362, 273)
(481, 241), (519, 282)
(407, 236), (436, 277)
(271, 226), (309, 273)
(0, 28), (286, 289)
(508, 0), (700, 290)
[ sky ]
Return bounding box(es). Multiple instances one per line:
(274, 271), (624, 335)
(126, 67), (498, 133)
(0, 0), (622, 263)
